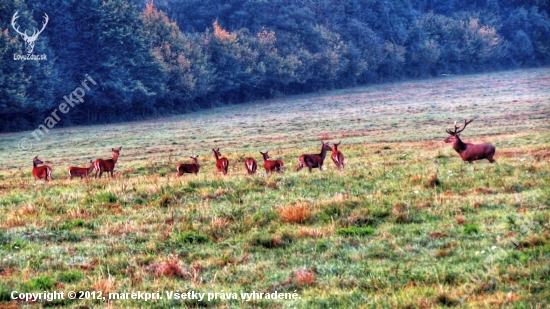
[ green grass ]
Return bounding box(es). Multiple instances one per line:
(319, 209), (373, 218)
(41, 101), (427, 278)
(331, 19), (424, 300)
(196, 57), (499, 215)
(0, 68), (549, 308)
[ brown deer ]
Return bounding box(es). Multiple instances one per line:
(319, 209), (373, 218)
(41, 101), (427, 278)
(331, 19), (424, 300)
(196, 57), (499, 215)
(331, 142), (345, 170)
(177, 156), (200, 176)
(68, 161), (95, 179)
(297, 141), (332, 172)
(444, 119), (496, 163)
(94, 147), (122, 178)
(260, 151), (284, 174)
(212, 148), (229, 175)
(32, 156), (53, 181)
(244, 157), (257, 175)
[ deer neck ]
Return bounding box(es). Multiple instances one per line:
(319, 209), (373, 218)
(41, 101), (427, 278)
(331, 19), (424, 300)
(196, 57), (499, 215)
(453, 137), (467, 153)
(33, 161), (38, 168)
(112, 154), (119, 164)
(320, 147), (329, 159)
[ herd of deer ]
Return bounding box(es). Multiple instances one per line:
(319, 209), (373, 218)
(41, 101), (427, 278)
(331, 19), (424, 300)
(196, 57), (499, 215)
(31, 119), (496, 181)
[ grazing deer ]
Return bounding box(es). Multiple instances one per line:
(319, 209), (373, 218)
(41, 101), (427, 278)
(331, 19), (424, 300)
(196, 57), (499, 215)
(331, 142), (345, 170)
(297, 141), (332, 172)
(244, 157), (257, 175)
(212, 148), (229, 175)
(260, 151), (284, 174)
(94, 147), (122, 178)
(68, 161), (95, 179)
(32, 156), (53, 181)
(177, 156), (200, 176)
(444, 119), (496, 163)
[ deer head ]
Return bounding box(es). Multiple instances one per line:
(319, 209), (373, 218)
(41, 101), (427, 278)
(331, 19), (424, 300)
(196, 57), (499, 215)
(11, 11), (49, 54)
(444, 119), (473, 143)
(33, 156), (44, 165)
(321, 141), (332, 152)
(260, 151), (270, 160)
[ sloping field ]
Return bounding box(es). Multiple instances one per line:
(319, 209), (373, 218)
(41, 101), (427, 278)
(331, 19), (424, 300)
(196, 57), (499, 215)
(0, 68), (549, 308)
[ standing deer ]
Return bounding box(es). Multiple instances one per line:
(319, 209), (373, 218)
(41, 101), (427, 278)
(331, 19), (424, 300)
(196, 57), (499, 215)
(244, 157), (257, 175)
(260, 151), (284, 174)
(68, 161), (95, 179)
(177, 156), (200, 176)
(331, 142), (345, 170)
(297, 141), (332, 172)
(212, 148), (229, 175)
(444, 119), (496, 163)
(32, 156), (53, 181)
(94, 147), (122, 178)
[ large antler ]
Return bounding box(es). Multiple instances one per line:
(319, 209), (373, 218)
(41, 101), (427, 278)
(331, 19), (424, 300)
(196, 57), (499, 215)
(446, 119), (473, 135)
(29, 13), (49, 40)
(11, 11), (26, 37)
(10, 11), (48, 39)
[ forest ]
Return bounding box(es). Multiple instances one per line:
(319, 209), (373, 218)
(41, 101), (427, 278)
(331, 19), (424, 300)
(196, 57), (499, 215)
(1, 0), (549, 133)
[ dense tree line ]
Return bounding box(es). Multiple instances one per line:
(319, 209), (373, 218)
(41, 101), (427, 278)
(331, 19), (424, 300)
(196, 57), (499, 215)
(1, 0), (549, 133)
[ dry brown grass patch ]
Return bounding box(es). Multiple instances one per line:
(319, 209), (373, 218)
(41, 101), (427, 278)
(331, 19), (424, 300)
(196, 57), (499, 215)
(5, 215), (26, 228)
(149, 260), (189, 278)
(293, 269), (316, 286)
(277, 204), (311, 224)
(91, 275), (118, 296)
(297, 227), (332, 238)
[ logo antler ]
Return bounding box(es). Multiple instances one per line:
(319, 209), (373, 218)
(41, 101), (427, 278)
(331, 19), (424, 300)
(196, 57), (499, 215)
(11, 11), (49, 54)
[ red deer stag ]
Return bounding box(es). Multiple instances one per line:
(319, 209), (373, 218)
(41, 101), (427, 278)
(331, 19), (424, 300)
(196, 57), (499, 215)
(297, 141), (332, 172)
(177, 156), (200, 176)
(94, 147), (122, 178)
(260, 151), (284, 174)
(444, 119), (496, 163)
(32, 156), (53, 181)
(331, 142), (345, 170)
(68, 161), (95, 179)
(212, 148), (229, 175)
(244, 157), (257, 175)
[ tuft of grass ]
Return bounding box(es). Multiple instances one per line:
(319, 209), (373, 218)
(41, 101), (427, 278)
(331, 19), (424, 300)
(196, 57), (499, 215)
(25, 275), (55, 291)
(158, 193), (173, 207)
(336, 226), (374, 237)
(149, 260), (188, 278)
(277, 204), (311, 224)
(293, 269), (316, 286)
(59, 271), (84, 283)
(463, 223), (480, 235)
(175, 231), (211, 244)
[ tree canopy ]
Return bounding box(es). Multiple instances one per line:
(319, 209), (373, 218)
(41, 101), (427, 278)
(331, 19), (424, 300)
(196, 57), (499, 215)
(1, 0), (548, 132)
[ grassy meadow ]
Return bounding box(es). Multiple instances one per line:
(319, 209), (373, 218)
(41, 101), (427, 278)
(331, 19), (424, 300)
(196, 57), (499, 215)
(0, 68), (549, 308)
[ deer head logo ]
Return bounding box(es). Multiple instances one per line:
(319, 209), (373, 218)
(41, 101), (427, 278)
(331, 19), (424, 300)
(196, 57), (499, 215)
(11, 11), (49, 54)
